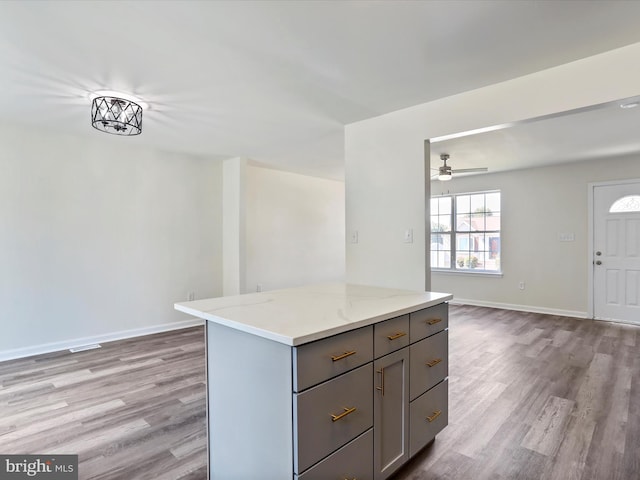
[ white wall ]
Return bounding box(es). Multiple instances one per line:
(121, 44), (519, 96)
(222, 157), (247, 296)
(0, 123), (223, 359)
(346, 42), (640, 293)
(244, 164), (345, 292)
(431, 154), (640, 316)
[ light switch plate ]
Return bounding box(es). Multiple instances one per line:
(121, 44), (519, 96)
(558, 232), (575, 242)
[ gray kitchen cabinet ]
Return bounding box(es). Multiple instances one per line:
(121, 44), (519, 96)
(293, 325), (374, 392)
(297, 430), (374, 480)
(374, 347), (410, 480)
(175, 284), (451, 480)
(409, 330), (448, 401)
(294, 362), (373, 473)
(373, 314), (410, 357)
(410, 302), (449, 342)
(410, 378), (449, 457)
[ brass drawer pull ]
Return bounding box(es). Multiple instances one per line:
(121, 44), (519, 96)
(426, 358), (442, 367)
(387, 331), (407, 340)
(427, 410), (442, 422)
(342, 478), (357, 480)
(331, 351), (356, 361)
(331, 406), (357, 422)
(427, 318), (442, 325)
(376, 368), (385, 396)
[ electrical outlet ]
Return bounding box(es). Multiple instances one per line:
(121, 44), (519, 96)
(256, 284), (263, 292)
(188, 292), (195, 301)
(518, 282), (525, 290)
(350, 231), (359, 244)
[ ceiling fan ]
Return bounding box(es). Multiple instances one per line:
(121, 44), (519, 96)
(432, 153), (488, 181)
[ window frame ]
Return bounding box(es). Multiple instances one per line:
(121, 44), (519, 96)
(430, 189), (502, 274)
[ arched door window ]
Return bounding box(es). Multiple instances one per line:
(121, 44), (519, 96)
(609, 195), (640, 213)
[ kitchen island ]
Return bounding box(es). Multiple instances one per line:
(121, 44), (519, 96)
(175, 283), (452, 480)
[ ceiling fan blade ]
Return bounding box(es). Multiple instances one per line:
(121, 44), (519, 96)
(451, 167), (488, 174)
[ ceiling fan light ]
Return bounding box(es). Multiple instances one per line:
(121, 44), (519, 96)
(438, 173), (452, 181)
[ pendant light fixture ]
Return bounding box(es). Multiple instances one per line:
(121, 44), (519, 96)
(90, 92), (145, 136)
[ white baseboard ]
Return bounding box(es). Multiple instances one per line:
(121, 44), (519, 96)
(0, 319), (205, 363)
(450, 297), (587, 319)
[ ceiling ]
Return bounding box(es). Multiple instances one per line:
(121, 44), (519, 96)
(2, 1), (640, 180)
(429, 96), (640, 180)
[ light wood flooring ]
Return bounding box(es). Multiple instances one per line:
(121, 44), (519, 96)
(0, 327), (207, 480)
(1, 306), (639, 479)
(397, 305), (640, 480)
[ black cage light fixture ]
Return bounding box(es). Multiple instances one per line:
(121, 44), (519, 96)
(90, 91), (146, 136)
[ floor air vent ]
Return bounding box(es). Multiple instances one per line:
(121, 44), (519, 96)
(69, 344), (102, 353)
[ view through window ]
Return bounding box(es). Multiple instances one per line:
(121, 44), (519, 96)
(431, 191), (501, 272)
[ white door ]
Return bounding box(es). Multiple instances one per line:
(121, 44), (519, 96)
(593, 182), (640, 323)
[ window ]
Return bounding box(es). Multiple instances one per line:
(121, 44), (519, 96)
(430, 191), (501, 272)
(610, 195), (640, 213)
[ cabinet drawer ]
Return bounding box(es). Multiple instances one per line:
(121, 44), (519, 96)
(409, 379), (448, 457)
(296, 429), (373, 480)
(374, 314), (410, 358)
(409, 330), (448, 400)
(294, 326), (373, 392)
(410, 303), (448, 343)
(294, 363), (373, 474)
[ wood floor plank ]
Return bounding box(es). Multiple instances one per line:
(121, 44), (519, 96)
(545, 415), (595, 480)
(521, 395), (575, 456)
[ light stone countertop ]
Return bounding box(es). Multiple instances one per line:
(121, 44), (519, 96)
(174, 283), (452, 346)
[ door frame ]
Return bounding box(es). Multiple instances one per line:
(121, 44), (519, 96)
(588, 178), (640, 320)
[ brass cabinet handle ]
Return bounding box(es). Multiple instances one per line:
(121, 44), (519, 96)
(331, 351), (356, 361)
(427, 318), (442, 325)
(342, 478), (357, 480)
(331, 406), (357, 422)
(426, 358), (442, 367)
(427, 410), (442, 422)
(376, 368), (385, 396)
(387, 331), (407, 340)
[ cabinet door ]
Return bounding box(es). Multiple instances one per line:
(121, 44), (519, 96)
(296, 430), (373, 480)
(374, 314), (410, 358)
(409, 330), (448, 401)
(409, 379), (448, 457)
(294, 363), (373, 474)
(410, 303), (448, 343)
(374, 348), (409, 480)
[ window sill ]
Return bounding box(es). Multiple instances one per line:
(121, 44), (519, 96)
(431, 269), (503, 278)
